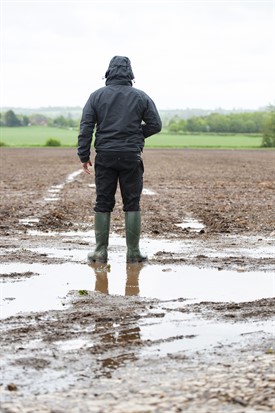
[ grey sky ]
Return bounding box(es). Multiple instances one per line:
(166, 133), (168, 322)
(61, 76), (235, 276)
(1, 0), (274, 109)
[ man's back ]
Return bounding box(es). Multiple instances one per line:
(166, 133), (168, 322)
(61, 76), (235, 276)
(77, 56), (162, 161)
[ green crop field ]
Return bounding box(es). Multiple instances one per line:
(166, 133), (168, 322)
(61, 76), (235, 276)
(0, 126), (78, 147)
(145, 133), (263, 148)
(0, 126), (263, 148)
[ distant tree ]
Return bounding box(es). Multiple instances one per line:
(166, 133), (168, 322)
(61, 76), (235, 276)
(177, 119), (186, 132)
(53, 115), (67, 127)
(4, 110), (21, 127)
(208, 113), (230, 133)
(66, 113), (77, 128)
(228, 115), (245, 133)
(22, 116), (30, 126)
(252, 112), (266, 132)
(51, 115), (78, 128)
(193, 117), (208, 132)
(159, 110), (268, 134)
(261, 106), (275, 147)
(167, 117), (179, 133)
(186, 117), (199, 132)
(185, 117), (205, 132)
(243, 120), (256, 133)
(168, 120), (180, 133)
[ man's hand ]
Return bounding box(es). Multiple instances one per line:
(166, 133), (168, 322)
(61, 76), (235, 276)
(82, 160), (92, 175)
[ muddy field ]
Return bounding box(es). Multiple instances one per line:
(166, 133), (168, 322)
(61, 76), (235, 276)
(0, 148), (274, 413)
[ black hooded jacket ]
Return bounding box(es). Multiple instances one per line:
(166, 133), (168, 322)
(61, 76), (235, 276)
(77, 56), (162, 163)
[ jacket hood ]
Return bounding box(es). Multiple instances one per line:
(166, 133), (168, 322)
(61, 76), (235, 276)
(105, 56), (134, 85)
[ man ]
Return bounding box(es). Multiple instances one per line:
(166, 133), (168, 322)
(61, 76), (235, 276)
(77, 56), (162, 264)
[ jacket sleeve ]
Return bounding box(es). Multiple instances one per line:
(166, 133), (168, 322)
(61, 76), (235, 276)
(141, 94), (162, 138)
(77, 96), (97, 163)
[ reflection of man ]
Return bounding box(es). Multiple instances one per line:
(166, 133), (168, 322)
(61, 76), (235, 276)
(125, 263), (141, 296)
(89, 262), (144, 377)
(89, 262), (144, 296)
(92, 262), (109, 294)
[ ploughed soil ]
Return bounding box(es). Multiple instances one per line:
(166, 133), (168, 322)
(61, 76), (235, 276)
(0, 147), (274, 413)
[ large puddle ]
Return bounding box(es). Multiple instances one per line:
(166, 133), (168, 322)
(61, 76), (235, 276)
(1, 259), (274, 318)
(1, 228), (274, 318)
(1, 231), (274, 355)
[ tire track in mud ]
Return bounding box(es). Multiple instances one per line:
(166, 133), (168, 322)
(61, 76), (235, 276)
(1, 290), (274, 413)
(19, 169), (83, 226)
(20, 168), (162, 233)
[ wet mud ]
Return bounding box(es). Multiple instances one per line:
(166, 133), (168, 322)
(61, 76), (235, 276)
(0, 148), (274, 412)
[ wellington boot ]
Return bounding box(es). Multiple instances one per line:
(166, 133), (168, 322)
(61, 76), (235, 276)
(125, 211), (147, 263)
(87, 212), (111, 264)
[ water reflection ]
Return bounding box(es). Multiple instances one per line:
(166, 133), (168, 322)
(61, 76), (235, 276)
(100, 353), (138, 378)
(91, 262), (110, 294)
(89, 262), (145, 296)
(125, 263), (143, 296)
(88, 262), (145, 377)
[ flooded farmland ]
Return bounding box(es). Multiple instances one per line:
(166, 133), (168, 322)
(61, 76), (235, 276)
(0, 148), (274, 413)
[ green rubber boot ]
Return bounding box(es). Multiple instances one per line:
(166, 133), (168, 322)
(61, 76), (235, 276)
(125, 211), (147, 263)
(87, 212), (111, 263)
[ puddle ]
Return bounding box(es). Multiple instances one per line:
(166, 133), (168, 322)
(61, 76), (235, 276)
(51, 184), (64, 190)
(65, 169), (83, 183)
(142, 188), (157, 195)
(25, 229), (275, 261)
(19, 217), (40, 226)
(1, 229), (274, 356)
(207, 245), (274, 259)
(43, 197), (60, 202)
(176, 217), (205, 232)
(55, 338), (91, 351)
(1, 256), (274, 319)
(44, 185), (63, 202)
(2, 230), (274, 314)
(1, 259), (273, 356)
(43, 169), (83, 202)
(86, 185), (156, 195)
(47, 188), (61, 193)
(140, 312), (273, 356)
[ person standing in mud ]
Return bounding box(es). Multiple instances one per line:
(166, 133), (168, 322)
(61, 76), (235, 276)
(77, 56), (162, 264)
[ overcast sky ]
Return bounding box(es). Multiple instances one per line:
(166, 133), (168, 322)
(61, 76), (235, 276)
(1, 0), (274, 110)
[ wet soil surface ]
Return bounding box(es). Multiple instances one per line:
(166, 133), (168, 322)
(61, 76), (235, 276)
(0, 148), (274, 412)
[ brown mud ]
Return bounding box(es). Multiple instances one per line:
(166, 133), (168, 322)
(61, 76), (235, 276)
(0, 148), (274, 413)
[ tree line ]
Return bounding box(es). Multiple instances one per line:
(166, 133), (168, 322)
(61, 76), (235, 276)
(1, 107), (274, 147)
(167, 108), (274, 147)
(167, 111), (269, 134)
(0, 110), (79, 128)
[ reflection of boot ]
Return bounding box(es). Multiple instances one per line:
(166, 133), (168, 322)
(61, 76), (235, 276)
(88, 212), (111, 263)
(125, 262), (144, 296)
(125, 211), (147, 263)
(89, 262), (109, 294)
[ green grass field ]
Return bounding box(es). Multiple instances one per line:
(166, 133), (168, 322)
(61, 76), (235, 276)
(146, 133), (263, 148)
(0, 126), (78, 147)
(0, 126), (264, 148)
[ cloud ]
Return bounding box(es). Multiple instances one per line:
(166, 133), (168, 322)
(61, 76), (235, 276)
(1, 1), (274, 109)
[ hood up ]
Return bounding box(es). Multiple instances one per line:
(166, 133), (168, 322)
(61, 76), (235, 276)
(105, 56), (134, 85)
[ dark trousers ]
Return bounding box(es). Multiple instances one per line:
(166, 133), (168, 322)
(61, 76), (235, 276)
(94, 152), (144, 212)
